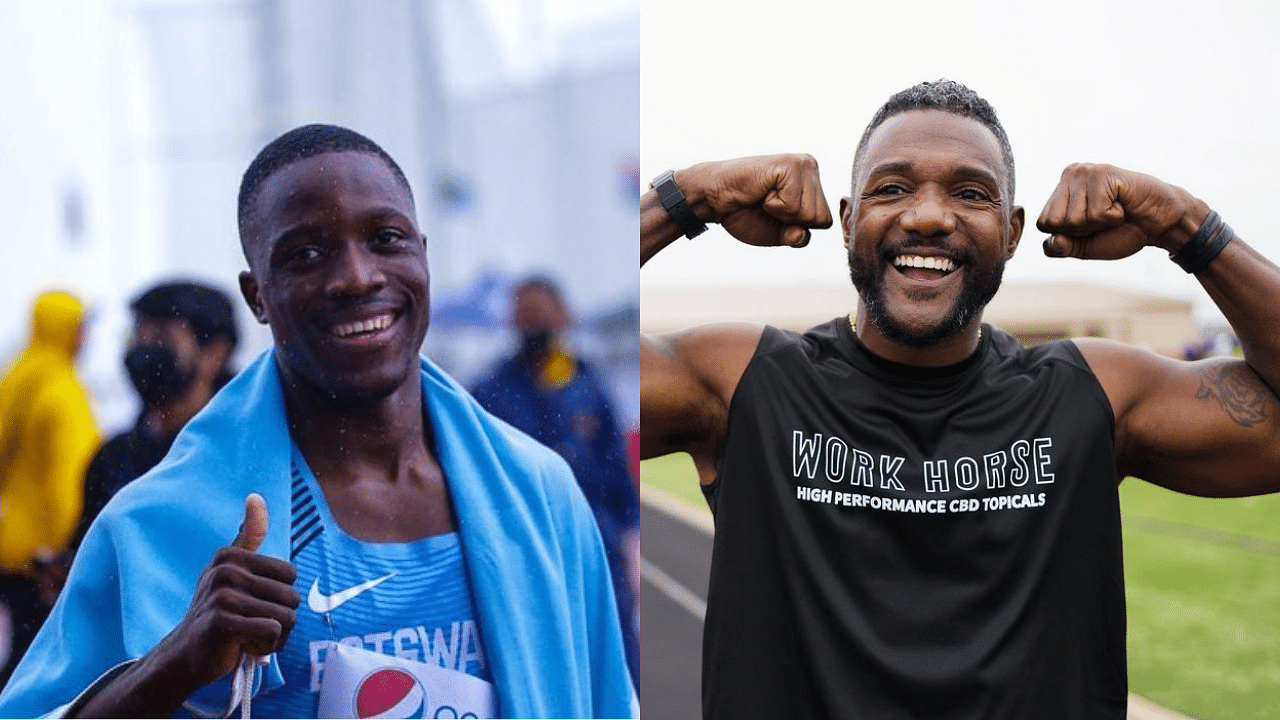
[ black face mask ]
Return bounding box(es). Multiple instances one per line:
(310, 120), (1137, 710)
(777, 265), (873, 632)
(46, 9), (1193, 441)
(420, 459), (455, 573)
(520, 330), (553, 358)
(124, 345), (193, 406)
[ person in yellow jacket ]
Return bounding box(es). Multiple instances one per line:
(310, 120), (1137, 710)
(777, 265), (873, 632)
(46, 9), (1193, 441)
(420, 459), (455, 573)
(0, 290), (99, 689)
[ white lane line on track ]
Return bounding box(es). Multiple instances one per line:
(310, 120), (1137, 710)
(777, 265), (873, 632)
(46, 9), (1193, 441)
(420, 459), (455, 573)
(1126, 694), (1196, 720)
(640, 554), (706, 622)
(640, 483), (714, 536)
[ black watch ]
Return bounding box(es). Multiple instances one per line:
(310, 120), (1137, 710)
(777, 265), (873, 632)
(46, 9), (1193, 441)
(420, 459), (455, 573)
(651, 170), (708, 239)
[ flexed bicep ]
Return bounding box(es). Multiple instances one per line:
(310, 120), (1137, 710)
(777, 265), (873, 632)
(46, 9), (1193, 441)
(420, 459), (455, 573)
(641, 325), (763, 485)
(1080, 339), (1280, 497)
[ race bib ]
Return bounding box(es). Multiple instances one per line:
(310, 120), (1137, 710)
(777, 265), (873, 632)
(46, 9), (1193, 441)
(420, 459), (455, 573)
(316, 642), (497, 719)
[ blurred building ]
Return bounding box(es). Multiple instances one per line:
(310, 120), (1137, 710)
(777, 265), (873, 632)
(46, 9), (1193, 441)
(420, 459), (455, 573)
(1, 0), (638, 431)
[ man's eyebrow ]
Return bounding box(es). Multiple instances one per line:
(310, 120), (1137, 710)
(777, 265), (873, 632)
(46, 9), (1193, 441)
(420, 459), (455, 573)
(266, 223), (324, 253)
(270, 205), (414, 236)
(365, 205), (416, 224)
(866, 161), (914, 179)
(865, 161), (1002, 193)
(950, 164), (1001, 190)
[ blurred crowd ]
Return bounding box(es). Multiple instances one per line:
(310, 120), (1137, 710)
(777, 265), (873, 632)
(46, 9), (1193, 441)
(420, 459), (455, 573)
(1183, 330), (1244, 361)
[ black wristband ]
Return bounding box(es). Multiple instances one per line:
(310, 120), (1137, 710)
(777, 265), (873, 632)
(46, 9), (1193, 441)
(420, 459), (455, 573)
(1170, 210), (1234, 273)
(651, 170), (708, 239)
(1183, 222), (1235, 273)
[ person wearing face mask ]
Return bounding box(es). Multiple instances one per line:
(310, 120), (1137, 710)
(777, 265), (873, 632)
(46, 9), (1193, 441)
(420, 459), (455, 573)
(471, 275), (640, 685)
(70, 281), (239, 555)
(32, 282), (238, 636)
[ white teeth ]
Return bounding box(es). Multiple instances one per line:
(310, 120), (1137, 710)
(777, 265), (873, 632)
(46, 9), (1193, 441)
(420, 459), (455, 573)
(894, 254), (956, 272)
(332, 314), (393, 338)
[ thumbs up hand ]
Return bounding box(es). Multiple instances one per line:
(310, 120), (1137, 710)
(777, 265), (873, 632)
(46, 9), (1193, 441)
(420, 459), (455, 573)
(70, 495), (301, 717)
(154, 494), (300, 690)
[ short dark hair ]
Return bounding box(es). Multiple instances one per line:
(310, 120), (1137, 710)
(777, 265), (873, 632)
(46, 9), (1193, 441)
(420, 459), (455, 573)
(853, 79), (1015, 201)
(515, 274), (566, 307)
(237, 124), (413, 255)
(131, 281), (239, 350)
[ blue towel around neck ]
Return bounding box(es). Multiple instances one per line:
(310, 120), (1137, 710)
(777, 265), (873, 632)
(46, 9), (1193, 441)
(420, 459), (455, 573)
(0, 350), (635, 718)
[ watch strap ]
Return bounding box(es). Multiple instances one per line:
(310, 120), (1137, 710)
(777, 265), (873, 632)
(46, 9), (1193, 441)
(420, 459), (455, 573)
(651, 170), (707, 239)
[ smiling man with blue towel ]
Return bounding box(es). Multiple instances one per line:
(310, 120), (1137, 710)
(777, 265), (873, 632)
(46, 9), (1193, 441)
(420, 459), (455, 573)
(0, 125), (635, 719)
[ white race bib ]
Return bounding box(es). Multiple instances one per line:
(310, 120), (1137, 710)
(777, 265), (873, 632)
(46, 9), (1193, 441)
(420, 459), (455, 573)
(316, 642), (497, 719)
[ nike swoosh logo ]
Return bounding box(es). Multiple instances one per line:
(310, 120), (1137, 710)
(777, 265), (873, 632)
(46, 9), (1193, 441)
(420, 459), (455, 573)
(308, 572), (396, 614)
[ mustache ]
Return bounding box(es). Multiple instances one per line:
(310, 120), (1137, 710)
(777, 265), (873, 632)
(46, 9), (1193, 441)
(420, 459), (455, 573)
(877, 236), (975, 264)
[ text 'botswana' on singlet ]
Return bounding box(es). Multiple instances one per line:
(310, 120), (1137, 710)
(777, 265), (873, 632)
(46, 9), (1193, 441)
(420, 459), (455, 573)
(702, 318), (1126, 720)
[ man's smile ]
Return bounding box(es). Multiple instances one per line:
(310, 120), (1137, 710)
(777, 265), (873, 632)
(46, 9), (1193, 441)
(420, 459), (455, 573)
(320, 303), (409, 351)
(889, 252), (961, 284)
(331, 312), (396, 339)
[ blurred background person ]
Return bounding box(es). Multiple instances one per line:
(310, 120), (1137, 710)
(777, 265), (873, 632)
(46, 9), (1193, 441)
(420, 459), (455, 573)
(471, 275), (640, 684)
(71, 280), (238, 552)
(0, 290), (100, 689)
(28, 281), (240, 666)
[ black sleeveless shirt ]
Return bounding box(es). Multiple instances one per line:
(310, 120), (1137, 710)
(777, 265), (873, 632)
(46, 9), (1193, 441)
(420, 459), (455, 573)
(701, 318), (1127, 720)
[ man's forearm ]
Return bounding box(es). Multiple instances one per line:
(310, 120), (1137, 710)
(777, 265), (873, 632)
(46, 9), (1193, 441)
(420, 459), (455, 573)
(641, 189), (685, 266)
(71, 644), (200, 718)
(1195, 236), (1280, 395)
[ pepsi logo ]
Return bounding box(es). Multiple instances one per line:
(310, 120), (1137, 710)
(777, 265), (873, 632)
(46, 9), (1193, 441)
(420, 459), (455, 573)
(354, 667), (425, 719)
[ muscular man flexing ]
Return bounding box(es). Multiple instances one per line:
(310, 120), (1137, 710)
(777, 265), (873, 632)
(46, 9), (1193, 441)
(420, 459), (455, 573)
(641, 79), (1280, 720)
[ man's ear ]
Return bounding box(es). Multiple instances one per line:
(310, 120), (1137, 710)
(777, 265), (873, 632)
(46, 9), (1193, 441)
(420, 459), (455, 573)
(238, 271), (268, 324)
(839, 197), (855, 251)
(1007, 205), (1025, 258)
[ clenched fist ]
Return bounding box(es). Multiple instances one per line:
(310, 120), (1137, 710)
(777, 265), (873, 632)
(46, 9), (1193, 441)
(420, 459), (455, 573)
(674, 154), (834, 248)
(1037, 163), (1210, 260)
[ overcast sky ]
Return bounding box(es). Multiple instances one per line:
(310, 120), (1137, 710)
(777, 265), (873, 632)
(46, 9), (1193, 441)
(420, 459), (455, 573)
(640, 0), (1280, 319)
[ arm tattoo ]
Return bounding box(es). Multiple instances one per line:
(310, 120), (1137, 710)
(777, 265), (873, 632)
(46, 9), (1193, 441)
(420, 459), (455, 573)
(1195, 362), (1273, 428)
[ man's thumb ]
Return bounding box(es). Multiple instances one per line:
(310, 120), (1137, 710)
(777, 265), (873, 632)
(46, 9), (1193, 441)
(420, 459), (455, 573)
(232, 493), (268, 552)
(1042, 235), (1078, 258)
(783, 226), (812, 248)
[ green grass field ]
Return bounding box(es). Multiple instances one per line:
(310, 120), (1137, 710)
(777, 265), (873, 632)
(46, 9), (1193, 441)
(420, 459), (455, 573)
(642, 453), (1280, 719)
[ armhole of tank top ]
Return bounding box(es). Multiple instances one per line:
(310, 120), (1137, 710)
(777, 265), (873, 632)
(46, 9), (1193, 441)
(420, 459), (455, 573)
(705, 325), (795, 496)
(1059, 338), (1119, 437)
